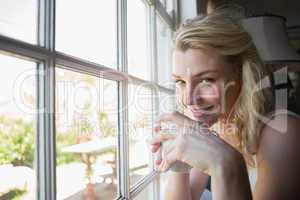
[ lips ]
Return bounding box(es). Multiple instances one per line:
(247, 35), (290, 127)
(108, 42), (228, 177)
(189, 106), (214, 117)
(190, 105), (214, 112)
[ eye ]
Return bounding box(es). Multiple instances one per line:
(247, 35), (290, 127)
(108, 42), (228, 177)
(175, 79), (186, 85)
(199, 78), (214, 84)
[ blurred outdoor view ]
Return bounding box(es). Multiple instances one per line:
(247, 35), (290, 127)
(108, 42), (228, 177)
(0, 53), (37, 199)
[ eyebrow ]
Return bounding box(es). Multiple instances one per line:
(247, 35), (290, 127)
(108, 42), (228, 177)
(172, 70), (218, 79)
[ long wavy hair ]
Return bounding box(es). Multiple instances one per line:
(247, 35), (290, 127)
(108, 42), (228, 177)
(173, 8), (274, 166)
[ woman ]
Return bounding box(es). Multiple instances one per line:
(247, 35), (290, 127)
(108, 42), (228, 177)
(149, 8), (300, 200)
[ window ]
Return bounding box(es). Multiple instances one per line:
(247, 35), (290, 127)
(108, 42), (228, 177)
(55, 68), (119, 199)
(0, 0), (177, 199)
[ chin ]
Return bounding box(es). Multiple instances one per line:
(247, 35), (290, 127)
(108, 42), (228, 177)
(184, 108), (220, 127)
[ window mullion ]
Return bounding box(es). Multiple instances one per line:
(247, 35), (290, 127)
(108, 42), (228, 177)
(150, 4), (161, 200)
(37, 0), (56, 200)
(117, 0), (130, 199)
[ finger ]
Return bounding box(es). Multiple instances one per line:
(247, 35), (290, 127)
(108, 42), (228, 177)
(155, 158), (162, 165)
(161, 148), (179, 172)
(151, 144), (160, 153)
(155, 151), (162, 171)
(148, 134), (175, 145)
(153, 124), (161, 133)
(158, 159), (166, 172)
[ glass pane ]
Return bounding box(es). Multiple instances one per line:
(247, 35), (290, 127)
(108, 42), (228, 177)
(127, 0), (150, 80)
(55, 68), (118, 200)
(159, 92), (176, 114)
(134, 182), (154, 200)
(56, 0), (117, 68)
(128, 85), (153, 187)
(0, 0), (37, 44)
(156, 16), (174, 88)
(0, 53), (37, 199)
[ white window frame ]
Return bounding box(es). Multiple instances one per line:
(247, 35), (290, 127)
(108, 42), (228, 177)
(0, 0), (177, 199)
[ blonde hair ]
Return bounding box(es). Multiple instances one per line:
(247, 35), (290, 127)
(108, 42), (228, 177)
(174, 8), (274, 166)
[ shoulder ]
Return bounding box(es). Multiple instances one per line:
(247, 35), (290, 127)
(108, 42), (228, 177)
(253, 113), (300, 198)
(256, 112), (300, 167)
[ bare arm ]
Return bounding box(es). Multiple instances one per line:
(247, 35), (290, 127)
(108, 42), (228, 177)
(164, 168), (209, 200)
(211, 152), (252, 200)
(253, 115), (300, 199)
(211, 114), (300, 200)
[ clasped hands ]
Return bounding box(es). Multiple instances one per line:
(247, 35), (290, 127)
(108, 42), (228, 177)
(148, 111), (241, 175)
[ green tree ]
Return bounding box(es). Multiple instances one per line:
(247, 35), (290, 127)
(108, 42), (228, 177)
(0, 116), (34, 167)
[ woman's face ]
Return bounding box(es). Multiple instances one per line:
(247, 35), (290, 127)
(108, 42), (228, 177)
(173, 48), (241, 126)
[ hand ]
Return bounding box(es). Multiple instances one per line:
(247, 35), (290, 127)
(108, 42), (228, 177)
(149, 111), (240, 175)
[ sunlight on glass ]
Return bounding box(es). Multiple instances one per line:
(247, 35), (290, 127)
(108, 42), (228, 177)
(156, 16), (174, 88)
(55, 68), (118, 200)
(56, 0), (117, 68)
(127, 0), (150, 80)
(128, 85), (153, 187)
(0, 53), (37, 200)
(0, 0), (37, 44)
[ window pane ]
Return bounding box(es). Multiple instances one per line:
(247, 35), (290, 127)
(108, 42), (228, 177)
(127, 0), (150, 80)
(128, 85), (153, 186)
(156, 17), (174, 88)
(55, 68), (118, 200)
(159, 92), (176, 114)
(0, 53), (37, 199)
(56, 0), (117, 68)
(134, 182), (154, 200)
(0, 0), (37, 44)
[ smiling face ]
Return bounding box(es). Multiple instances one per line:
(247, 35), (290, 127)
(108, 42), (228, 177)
(173, 48), (242, 126)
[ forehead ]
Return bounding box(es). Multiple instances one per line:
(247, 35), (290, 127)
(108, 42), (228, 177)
(172, 48), (226, 76)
